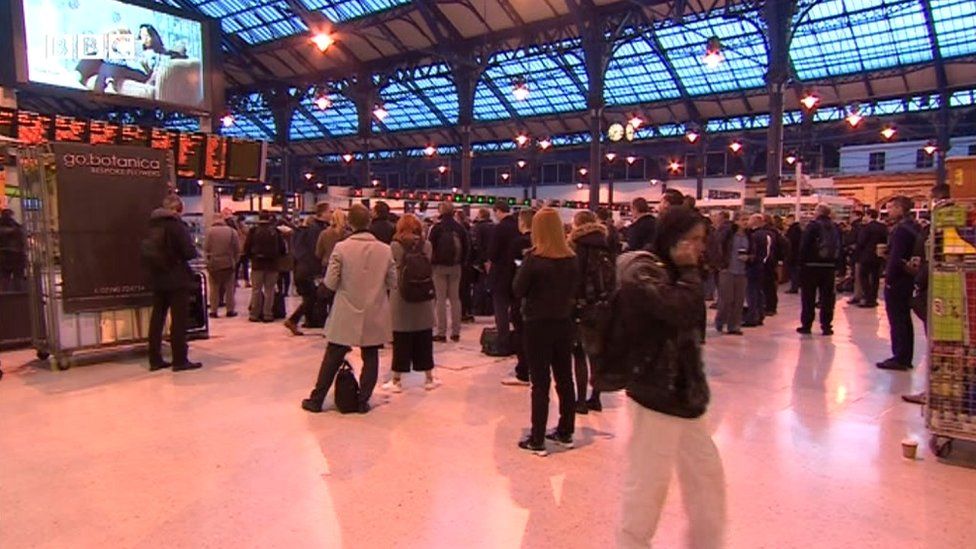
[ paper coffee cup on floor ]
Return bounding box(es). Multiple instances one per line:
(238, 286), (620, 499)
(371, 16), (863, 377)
(901, 437), (918, 459)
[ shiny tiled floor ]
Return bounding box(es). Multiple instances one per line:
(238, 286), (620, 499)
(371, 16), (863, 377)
(1, 291), (974, 548)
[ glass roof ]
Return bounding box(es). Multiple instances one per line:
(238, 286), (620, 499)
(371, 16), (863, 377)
(375, 65), (459, 132)
(300, 0), (411, 23)
(292, 89), (359, 139)
(655, 13), (768, 96)
(929, 0), (976, 59)
(604, 32), (682, 106)
(222, 93), (276, 140)
(191, 0), (307, 45)
(474, 41), (588, 121)
(790, 0), (932, 80)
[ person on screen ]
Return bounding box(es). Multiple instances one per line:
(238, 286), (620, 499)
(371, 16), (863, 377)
(75, 24), (187, 94)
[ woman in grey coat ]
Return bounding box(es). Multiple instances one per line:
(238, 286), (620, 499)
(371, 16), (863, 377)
(382, 214), (440, 393)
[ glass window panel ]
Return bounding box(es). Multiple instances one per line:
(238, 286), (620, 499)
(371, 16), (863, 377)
(293, 89), (359, 138)
(300, 0), (411, 24)
(930, 0), (976, 58)
(193, 0), (307, 44)
(374, 65), (458, 132)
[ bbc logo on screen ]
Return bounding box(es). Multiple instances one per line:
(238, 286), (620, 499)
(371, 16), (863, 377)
(45, 33), (138, 61)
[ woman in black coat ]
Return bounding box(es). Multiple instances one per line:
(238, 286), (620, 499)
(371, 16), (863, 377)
(512, 208), (580, 457)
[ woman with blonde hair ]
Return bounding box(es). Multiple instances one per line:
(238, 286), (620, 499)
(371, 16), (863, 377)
(382, 214), (439, 392)
(315, 208), (349, 268)
(512, 207), (580, 456)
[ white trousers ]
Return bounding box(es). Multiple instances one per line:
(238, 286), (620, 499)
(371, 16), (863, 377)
(617, 400), (726, 549)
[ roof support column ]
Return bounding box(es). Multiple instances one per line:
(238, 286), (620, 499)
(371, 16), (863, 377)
(920, 0), (951, 198)
(454, 64), (480, 194)
(349, 74), (378, 188)
(266, 87), (299, 199)
(581, 14), (608, 211)
(763, 0), (794, 198)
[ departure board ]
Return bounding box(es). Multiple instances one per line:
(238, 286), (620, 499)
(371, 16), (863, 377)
(177, 132), (207, 179)
(0, 108), (16, 138)
(119, 125), (150, 146)
(89, 120), (121, 145)
(204, 134), (227, 180)
(54, 115), (89, 143)
(17, 111), (53, 144)
(149, 127), (178, 152)
(226, 139), (265, 182)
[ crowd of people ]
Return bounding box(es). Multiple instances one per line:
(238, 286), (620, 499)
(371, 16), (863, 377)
(139, 188), (929, 547)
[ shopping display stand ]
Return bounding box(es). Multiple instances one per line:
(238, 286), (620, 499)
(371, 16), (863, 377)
(926, 199), (976, 458)
(15, 144), (207, 370)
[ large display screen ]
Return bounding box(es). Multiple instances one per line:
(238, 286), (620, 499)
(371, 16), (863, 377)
(18, 0), (208, 111)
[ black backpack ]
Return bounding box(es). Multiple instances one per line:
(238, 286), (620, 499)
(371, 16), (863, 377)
(581, 247), (616, 306)
(140, 224), (174, 271)
(334, 360), (360, 414)
(250, 226), (280, 261)
(435, 226), (463, 265)
(399, 240), (435, 302)
(816, 220), (841, 262)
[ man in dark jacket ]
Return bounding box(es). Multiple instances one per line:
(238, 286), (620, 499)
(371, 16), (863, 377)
(784, 215), (802, 293)
(285, 202), (331, 334)
(471, 208), (495, 316)
(797, 204), (841, 336)
(244, 211), (285, 322)
(487, 199), (520, 355)
(743, 214), (772, 327)
(0, 209), (27, 292)
(146, 195), (201, 371)
(429, 201), (470, 342)
(369, 201), (396, 244)
(627, 197), (656, 251)
(855, 209), (888, 308)
(877, 196), (920, 370)
(502, 209), (535, 386)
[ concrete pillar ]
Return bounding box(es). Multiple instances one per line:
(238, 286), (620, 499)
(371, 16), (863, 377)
(763, 0), (793, 198)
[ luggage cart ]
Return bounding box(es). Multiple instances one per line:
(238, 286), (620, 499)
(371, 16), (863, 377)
(16, 145), (208, 370)
(926, 199), (976, 458)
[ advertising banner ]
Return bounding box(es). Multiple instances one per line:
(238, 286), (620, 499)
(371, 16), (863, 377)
(53, 143), (170, 312)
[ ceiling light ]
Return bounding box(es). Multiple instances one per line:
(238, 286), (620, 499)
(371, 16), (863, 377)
(512, 78), (530, 101)
(538, 138), (552, 151)
(438, 165), (448, 174)
(314, 92), (332, 110)
(197, 180), (203, 186)
(845, 106), (864, 128)
(729, 140), (743, 153)
(515, 134), (529, 147)
(304, 172), (313, 180)
(924, 141), (938, 155)
(316, 182), (324, 189)
(373, 103), (388, 121)
(501, 172), (511, 181)
(628, 115), (643, 129)
(578, 167), (588, 176)
(605, 152), (617, 163)
(576, 182), (584, 190)
(220, 114), (234, 128)
(342, 153), (354, 163)
(735, 174), (745, 182)
(785, 153), (797, 165)
(800, 92), (820, 111)
(626, 155), (637, 165)
(685, 129), (700, 144)
(517, 159), (527, 169)
(423, 145), (436, 157)
(650, 179), (660, 186)
(668, 159), (682, 173)
(311, 33), (335, 52)
(264, 184), (271, 191)
(703, 36), (723, 69)
(372, 179), (380, 186)
(881, 126), (897, 141)
(452, 186), (458, 193)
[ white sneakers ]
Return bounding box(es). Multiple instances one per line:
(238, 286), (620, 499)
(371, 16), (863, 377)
(381, 379), (403, 393)
(382, 377), (442, 393)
